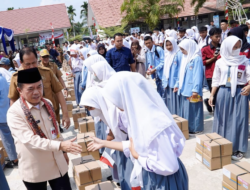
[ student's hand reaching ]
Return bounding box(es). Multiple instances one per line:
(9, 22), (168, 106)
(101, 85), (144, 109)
(129, 138), (139, 159)
(87, 137), (104, 151)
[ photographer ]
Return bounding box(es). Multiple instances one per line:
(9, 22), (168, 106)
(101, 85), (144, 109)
(201, 28), (222, 112)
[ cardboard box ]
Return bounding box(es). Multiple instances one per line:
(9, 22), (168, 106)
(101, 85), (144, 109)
(183, 130), (189, 140)
(173, 117), (188, 131)
(3, 149), (7, 157)
(222, 181), (236, 190)
(0, 138), (3, 147)
(77, 132), (95, 152)
(195, 148), (231, 171)
(0, 148), (4, 165)
(68, 81), (74, 85)
(65, 96), (72, 101)
(68, 111), (73, 118)
(78, 117), (95, 133)
(73, 108), (87, 122)
(223, 162), (250, 189)
(81, 151), (100, 161)
(66, 101), (73, 111)
(75, 176), (101, 190)
(196, 133), (223, 151)
(74, 160), (101, 185)
(85, 181), (114, 190)
(74, 121), (79, 130)
(68, 89), (75, 96)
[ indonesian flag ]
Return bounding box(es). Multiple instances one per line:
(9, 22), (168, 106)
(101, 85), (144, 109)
(100, 151), (115, 168)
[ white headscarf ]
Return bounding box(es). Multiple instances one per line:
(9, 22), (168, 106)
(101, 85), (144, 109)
(84, 54), (106, 88)
(103, 71), (178, 187)
(178, 39), (201, 90)
(186, 29), (195, 40)
(163, 37), (180, 80)
(87, 50), (98, 56)
(166, 30), (178, 40)
(123, 39), (130, 49)
(13, 53), (21, 67)
(246, 20), (250, 37)
(218, 36), (249, 97)
(0, 67), (12, 84)
(139, 34), (145, 48)
(91, 61), (116, 88)
(165, 29), (170, 38)
(80, 87), (127, 142)
(191, 26), (200, 41)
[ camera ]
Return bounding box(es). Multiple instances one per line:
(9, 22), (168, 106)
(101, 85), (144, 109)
(215, 47), (220, 55)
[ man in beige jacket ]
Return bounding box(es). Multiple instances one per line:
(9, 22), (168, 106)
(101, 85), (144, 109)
(7, 68), (82, 190)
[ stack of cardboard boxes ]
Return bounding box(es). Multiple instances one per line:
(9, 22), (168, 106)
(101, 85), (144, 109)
(66, 101), (73, 118)
(78, 117), (95, 134)
(71, 155), (102, 190)
(85, 181), (114, 190)
(195, 133), (232, 170)
(222, 161), (250, 190)
(77, 132), (100, 160)
(72, 108), (87, 129)
(172, 115), (189, 140)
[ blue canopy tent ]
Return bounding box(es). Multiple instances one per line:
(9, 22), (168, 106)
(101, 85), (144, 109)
(0, 27), (15, 54)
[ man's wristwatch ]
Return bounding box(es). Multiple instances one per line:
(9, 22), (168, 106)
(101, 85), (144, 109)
(64, 88), (68, 91)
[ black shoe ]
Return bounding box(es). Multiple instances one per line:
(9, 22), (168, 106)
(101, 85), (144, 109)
(107, 175), (113, 181)
(12, 161), (18, 167)
(189, 131), (203, 136)
(5, 161), (14, 168)
(204, 98), (212, 113)
(117, 183), (120, 187)
(59, 126), (64, 133)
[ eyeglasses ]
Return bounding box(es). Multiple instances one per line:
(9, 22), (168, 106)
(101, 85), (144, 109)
(42, 56), (49, 59)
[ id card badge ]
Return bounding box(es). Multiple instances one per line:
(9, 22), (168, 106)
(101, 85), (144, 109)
(51, 127), (57, 139)
(226, 77), (231, 87)
(237, 71), (243, 79)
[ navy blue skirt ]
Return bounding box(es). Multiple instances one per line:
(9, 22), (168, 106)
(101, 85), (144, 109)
(163, 86), (180, 115)
(213, 87), (249, 153)
(142, 158), (188, 190)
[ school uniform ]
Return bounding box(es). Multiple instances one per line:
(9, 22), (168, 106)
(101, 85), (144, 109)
(162, 37), (182, 115)
(177, 39), (204, 133)
(145, 45), (165, 96)
(212, 36), (250, 154)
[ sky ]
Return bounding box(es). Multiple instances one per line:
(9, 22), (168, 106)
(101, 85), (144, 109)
(0, 0), (86, 22)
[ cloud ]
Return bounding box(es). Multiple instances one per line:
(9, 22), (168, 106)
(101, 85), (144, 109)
(40, 0), (86, 22)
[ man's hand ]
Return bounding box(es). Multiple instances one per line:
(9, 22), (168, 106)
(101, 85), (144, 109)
(173, 87), (178, 93)
(63, 153), (69, 165)
(62, 114), (70, 129)
(60, 137), (82, 155)
(147, 68), (156, 75)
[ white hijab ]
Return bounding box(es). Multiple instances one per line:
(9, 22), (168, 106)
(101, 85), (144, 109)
(80, 86), (127, 142)
(246, 20), (250, 37)
(139, 34), (145, 48)
(103, 71), (178, 187)
(123, 39), (130, 49)
(186, 29), (195, 40)
(87, 50), (98, 56)
(84, 54), (106, 88)
(165, 29), (170, 38)
(191, 26), (200, 41)
(163, 37), (180, 80)
(218, 36), (249, 97)
(167, 30), (178, 40)
(178, 39), (201, 90)
(13, 53), (21, 67)
(91, 61), (116, 88)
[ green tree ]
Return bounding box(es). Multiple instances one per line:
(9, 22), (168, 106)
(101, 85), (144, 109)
(7, 7), (14, 10)
(80, 2), (88, 19)
(99, 25), (126, 37)
(67, 5), (76, 22)
(121, 0), (184, 30)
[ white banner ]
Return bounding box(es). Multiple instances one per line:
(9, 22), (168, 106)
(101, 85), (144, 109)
(130, 27), (140, 34)
(39, 30), (64, 40)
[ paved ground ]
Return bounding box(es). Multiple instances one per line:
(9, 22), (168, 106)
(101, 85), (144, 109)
(4, 73), (250, 190)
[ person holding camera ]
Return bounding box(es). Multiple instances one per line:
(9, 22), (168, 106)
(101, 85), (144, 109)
(201, 28), (222, 112)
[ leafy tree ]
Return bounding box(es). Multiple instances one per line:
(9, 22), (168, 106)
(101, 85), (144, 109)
(99, 25), (126, 37)
(67, 5), (76, 22)
(80, 2), (88, 19)
(7, 7), (14, 10)
(121, 0), (184, 30)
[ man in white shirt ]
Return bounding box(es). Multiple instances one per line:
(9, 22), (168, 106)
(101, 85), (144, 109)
(220, 19), (229, 43)
(88, 40), (97, 50)
(153, 28), (164, 47)
(198, 26), (211, 50)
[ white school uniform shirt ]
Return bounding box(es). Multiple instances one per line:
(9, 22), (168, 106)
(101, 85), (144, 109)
(220, 29), (230, 43)
(71, 57), (83, 73)
(154, 33), (164, 44)
(89, 43), (97, 50)
(198, 36), (211, 50)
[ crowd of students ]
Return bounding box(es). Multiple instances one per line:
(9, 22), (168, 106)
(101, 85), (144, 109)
(1, 18), (250, 190)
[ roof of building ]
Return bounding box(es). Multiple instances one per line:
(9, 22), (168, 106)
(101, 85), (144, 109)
(89, 0), (250, 27)
(0, 4), (71, 36)
(89, 0), (124, 28)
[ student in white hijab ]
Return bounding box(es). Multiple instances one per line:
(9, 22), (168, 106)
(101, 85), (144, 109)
(13, 53), (21, 68)
(80, 86), (133, 189)
(162, 37), (182, 115)
(123, 39), (131, 49)
(87, 72), (188, 190)
(87, 50), (98, 57)
(191, 26), (200, 41)
(209, 36), (250, 161)
(175, 39), (204, 135)
(139, 34), (145, 48)
(185, 29), (196, 41)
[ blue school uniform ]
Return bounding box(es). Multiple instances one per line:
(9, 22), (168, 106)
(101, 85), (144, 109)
(81, 65), (88, 90)
(162, 51), (182, 115)
(145, 45), (165, 96)
(177, 56), (204, 132)
(94, 120), (107, 154)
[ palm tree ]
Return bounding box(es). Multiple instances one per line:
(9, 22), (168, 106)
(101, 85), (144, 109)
(67, 5), (76, 22)
(7, 7), (14, 11)
(190, 0), (206, 15)
(80, 2), (88, 19)
(121, 0), (184, 30)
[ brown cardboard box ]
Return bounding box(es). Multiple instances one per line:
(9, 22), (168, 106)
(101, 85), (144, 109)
(222, 181), (236, 190)
(203, 138), (232, 158)
(202, 153), (231, 171)
(223, 162), (250, 189)
(68, 89), (75, 96)
(68, 111), (73, 118)
(183, 130), (189, 140)
(77, 132), (95, 152)
(85, 181), (114, 190)
(65, 96), (72, 101)
(0, 148), (4, 165)
(81, 151), (100, 161)
(73, 108), (87, 122)
(74, 121), (79, 129)
(174, 117), (188, 131)
(71, 155), (95, 174)
(0, 138), (3, 147)
(74, 160), (101, 185)
(75, 176), (101, 190)
(68, 81), (74, 85)
(172, 115), (179, 119)
(66, 101), (73, 111)
(3, 149), (7, 157)
(196, 133), (223, 152)
(78, 117), (95, 133)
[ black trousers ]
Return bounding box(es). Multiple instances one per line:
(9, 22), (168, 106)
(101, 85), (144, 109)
(23, 173), (72, 190)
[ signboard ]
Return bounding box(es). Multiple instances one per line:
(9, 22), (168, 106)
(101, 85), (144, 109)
(39, 30), (63, 40)
(213, 15), (220, 28)
(39, 39), (46, 46)
(130, 27), (140, 34)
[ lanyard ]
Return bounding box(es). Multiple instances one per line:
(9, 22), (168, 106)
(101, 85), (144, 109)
(226, 66), (231, 87)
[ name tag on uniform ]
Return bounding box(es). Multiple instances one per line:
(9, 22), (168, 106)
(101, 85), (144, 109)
(51, 127), (57, 139)
(238, 65), (246, 71)
(237, 71), (243, 79)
